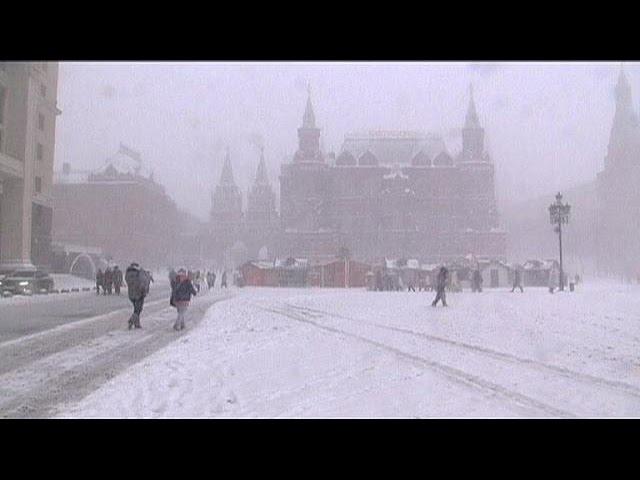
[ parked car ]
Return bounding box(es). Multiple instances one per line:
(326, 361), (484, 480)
(0, 268), (15, 281)
(0, 269), (54, 295)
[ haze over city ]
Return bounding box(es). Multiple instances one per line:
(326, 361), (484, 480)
(54, 62), (633, 220)
(3, 60), (640, 419)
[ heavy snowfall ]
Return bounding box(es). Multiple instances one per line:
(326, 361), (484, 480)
(2, 62), (640, 419)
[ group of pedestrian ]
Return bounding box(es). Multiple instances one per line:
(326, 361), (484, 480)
(373, 270), (407, 291)
(94, 261), (234, 332)
(95, 266), (124, 295)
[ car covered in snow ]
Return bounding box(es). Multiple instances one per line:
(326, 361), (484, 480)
(0, 269), (54, 295)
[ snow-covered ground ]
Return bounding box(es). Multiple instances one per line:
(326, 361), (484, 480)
(56, 281), (640, 418)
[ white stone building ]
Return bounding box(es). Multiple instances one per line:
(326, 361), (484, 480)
(0, 62), (61, 271)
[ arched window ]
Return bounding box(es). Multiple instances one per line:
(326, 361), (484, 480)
(433, 151), (453, 166)
(411, 150), (431, 167)
(358, 150), (378, 166)
(336, 150), (356, 166)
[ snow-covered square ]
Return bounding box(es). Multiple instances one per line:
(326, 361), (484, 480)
(55, 282), (640, 418)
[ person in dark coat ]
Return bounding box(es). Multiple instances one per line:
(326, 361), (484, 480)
(431, 266), (449, 307)
(104, 267), (113, 295)
(125, 263), (149, 329)
(113, 266), (123, 295)
(471, 269), (483, 293)
(95, 268), (104, 295)
(221, 270), (228, 288)
(511, 267), (524, 293)
(171, 268), (198, 331)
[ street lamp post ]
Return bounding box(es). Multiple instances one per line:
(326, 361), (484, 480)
(549, 192), (571, 291)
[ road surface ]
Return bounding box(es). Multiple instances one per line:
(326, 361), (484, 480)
(0, 281), (173, 343)
(0, 288), (233, 418)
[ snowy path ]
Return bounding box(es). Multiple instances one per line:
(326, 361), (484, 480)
(54, 283), (640, 417)
(0, 289), (233, 418)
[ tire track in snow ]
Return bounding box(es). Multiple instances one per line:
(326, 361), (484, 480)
(284, 302), (640, 401)
(256, 304), (573, 417)
(0, 293), (234, 418)
(0, 298), (169, 376)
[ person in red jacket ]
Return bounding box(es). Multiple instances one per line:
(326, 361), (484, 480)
(171, 268), (197, 331)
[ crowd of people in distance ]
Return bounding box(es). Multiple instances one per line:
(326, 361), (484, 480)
(95, 265), (126, 295)
(373, 263), (581, 308)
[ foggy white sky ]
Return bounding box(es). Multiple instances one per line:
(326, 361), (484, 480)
(54, 62), (637, 221)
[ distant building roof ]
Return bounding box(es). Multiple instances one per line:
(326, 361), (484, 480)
(274, 257), (309, 268)
(243, 261), (275, 270)
(340, 131), (448, 166)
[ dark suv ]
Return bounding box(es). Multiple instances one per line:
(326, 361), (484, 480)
(0, 269), (54, 295)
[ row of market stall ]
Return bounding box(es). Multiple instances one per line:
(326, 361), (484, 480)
(239, 257), (563, 289)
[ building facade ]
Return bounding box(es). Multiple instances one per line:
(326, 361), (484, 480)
(278, 87), (505, 263)
(53, 145), (184, 270)
(0, 61), (60, 271)
(596, 66), (640, 279)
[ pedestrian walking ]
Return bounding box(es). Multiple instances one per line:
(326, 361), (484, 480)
(221, 270), (228, 288)
(431, 266), (449, 307)
(548, 267), (559, 294)
(96, 268), (104, 295)
(104, 267), (113, 295)
(170, 268), (198, 331)
(125, 262), (149, 329)
(471, 269), (483, 293)
(113, 265), (123, 295)
(511, 266), (524, 293)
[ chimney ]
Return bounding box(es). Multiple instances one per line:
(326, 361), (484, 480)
(62, 162), (71, 175)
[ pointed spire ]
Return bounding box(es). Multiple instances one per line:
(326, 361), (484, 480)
(615, 63), (632, 107)
(219, 146), (236, 186)
(302, 83), (316, 128)
(606, 64), (639, 169)
(465, 83), (480, 129)
(254, 146), (269, 186)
